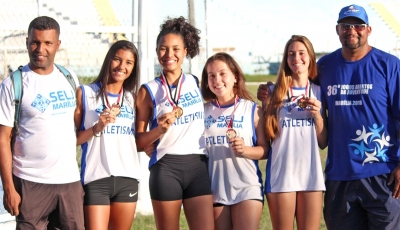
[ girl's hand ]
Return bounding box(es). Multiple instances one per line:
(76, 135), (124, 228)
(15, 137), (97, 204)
(157, 111), (177, 134)
(94, 108), (117, 133)
(230, 137), (246, 156)
(144, 144), (156, 158)
(305, 97), (322, 119)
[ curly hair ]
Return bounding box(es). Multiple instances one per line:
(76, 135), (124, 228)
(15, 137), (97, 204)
(93, 40), (140, 101)
(201, 52), (254, 102)
(28, 16), (60, 36)
(156, 16), (201, 58)
(264, 35), (317, 140)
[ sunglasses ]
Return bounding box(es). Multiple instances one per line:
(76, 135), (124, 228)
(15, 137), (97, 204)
(338, 23), (368, 32)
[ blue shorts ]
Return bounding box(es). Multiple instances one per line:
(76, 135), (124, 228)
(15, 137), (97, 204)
(149, 154), (211, 201)
(83, 176), (139, 205)
(324, 174), (400, 230)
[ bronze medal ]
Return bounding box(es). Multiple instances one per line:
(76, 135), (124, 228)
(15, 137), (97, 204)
(173, 106), (183, 118)
(298, 98), (307, 108)
(110, 104), (121, 116)
(226, 128), (237, 139)
(102, 86), (124, 117)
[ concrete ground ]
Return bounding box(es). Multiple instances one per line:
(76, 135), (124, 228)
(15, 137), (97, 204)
(0, 220), (15, 230)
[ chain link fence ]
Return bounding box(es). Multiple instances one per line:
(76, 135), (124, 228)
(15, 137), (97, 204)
(0, 0), (139, 223)
(0, 0), (140, 86)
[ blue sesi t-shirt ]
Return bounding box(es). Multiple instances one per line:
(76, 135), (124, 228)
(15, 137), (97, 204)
(318, 47), (400, 181)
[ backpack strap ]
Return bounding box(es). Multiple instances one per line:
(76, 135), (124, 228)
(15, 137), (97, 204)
(55, 64), (77, 91)
(11, 66), (23, 131)
(10, 66), (23, 152)
(9, 64), (76, 152)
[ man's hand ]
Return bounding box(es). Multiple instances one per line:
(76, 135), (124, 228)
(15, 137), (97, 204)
(0, 125), (20, 215)
(4, 188), (21, 216)
(257, 82), (273, 101)
(388, 164), (400, 199)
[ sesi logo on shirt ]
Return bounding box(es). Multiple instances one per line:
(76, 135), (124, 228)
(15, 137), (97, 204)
(49, 89), (76, 111)
(31, 90), (76, 113)
(31, 94), (51, 112)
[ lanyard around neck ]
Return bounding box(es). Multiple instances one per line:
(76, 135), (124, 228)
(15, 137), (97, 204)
(215, 96), (239, 129)
(160, 72), (184, 107)
(102, 87), (124, 109)
(287, 80), (311, 101)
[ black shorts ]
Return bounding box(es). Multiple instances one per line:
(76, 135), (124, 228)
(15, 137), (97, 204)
(149, 154), (211, 201)
(83, 176), (139, 205)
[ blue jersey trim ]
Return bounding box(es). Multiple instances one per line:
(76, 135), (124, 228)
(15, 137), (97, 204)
(252, 159), (264, 200)
(265, 148), (272, 193)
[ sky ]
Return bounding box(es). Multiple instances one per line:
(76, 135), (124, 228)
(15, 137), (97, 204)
(149, 0), (400, 67)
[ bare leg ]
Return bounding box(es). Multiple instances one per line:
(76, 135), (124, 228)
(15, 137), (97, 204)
(213, 205), (232, 230)
(152, 200), (182, 230)
(295, 191), (323, 230)
(84, 205), (110, 230)
(266, 192), (296, 230)
(109, 202), (137, 230)
(183, 195), (214, 230)
(231, 200), (262, 230)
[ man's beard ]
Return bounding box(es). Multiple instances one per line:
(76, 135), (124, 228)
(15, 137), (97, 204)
(344, 36), (361, 50)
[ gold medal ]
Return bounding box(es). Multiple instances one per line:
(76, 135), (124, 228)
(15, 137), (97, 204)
(226, 128), (237, 139)
(173, 106), (183, 118)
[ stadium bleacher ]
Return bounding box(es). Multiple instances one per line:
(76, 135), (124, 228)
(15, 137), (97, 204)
(370, 2), (400, 39)
(0, 0), (129, 78)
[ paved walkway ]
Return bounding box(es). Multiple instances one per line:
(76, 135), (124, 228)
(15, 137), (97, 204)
(0, 221), (15, 229)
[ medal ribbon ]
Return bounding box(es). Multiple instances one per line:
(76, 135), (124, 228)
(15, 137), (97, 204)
(160, 72), (184, 108)
(102, 87), (124, 109)
(215, 95), (239, 129)
(287, 80), (311, 101)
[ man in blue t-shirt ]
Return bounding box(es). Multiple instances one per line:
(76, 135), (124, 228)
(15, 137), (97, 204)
(318, 4), (400, 230)
(258, 4), (400, 229)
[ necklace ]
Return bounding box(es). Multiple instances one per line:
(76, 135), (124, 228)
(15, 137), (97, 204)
(215, 95), (239, 139)
(287, 80), (311, 109)
(102, 87), (124, 116)
(160, 72), (184, 118)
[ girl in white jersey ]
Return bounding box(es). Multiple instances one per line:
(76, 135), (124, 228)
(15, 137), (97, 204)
(264, 35), (328, 230)
(74, 40), (141, 230)
(135, 17), (214, 230)
(201, 52), (269, 230)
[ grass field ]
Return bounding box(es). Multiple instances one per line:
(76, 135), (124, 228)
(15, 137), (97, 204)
(244, 74), (277, 83)
(127, 77), (329, 230)
(77, 74), (277, 86)
(131, 154), (328, 230)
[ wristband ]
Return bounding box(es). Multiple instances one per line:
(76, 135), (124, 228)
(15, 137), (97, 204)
(92, 123), (102, 137)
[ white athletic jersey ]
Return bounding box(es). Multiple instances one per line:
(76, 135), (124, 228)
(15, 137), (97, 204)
(0, 65), (80, 184)
(265, 83), (325, 193)
(79, 83), (140, 185)
(144, 74), (205, 168)
(204, 98), (263, 205)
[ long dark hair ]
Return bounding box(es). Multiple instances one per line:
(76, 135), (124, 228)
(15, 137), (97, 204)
(93, 40), (140, 100)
